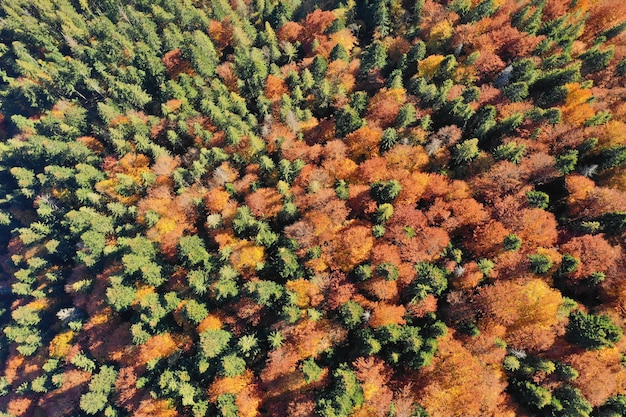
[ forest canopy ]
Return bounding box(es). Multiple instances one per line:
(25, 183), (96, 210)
(1, 0), (626, 416)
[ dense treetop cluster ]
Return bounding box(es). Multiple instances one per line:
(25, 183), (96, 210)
(1, 0), (626, 416)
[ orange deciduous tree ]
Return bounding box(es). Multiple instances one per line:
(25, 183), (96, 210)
(286, 279), (323, 308)
(162, 48), (193, 77)
(565, 343), (626, 406)
(362, 277), (400, 302)
(367, 302), (406, 328)
(205, 187), (232, 213)
(209, 370), (254, 402)
(6, 397), (34, 417)
(134, 398), (178, 417)
(353, 357), (394, 417)
(114, 366), (142, 413)
(466, 220), (510, 258)
(384, 205), (450, 264)
(562, 83), (595, 125)
(566, 174), (626, 218)
(560, 234), (622, 282)
(138, 332), (178, 364)
(325, 222), (374, 273)
(416, 332), (508, 417)
(302, 9), (336, 46)
(502, 207), (558, 250)
(344, 125), (383, 161)
(245, 187), (284, 219)
(474, 278), (564, 351)
(326, 271), (357, 310)
(265, 74), (289, 100)
(277, 21), (304, 43)
(366, 88), (407, 128)
(236, 382), (263, 417)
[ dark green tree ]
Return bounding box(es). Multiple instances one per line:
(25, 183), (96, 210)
(566, 310), (623, 350)
(526, 190), (549, 209)
(335, 105), (364, 138)
(370, 180), (402, 204)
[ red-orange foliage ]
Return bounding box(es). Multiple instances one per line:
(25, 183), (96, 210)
(277, 21), (304, 43)
(583, 0), (626, 40)
(395, 171), (430, 205)
(366, 88), (406, 128)
(209, 18), (234, 51)
(209, 370), (254, 401)
(519, 152), (560, 184)
(560, 234), (622, 281)
(346, 184), (378, 219)
(389, 384), (422, 417)
(114, 366), (142, 413)
(370, 243), (402, 267)
(357, 157), (391, 183)
(449, 261), (484, 290)
(5, 396), (33, 417)
(302, 9), (336, 46)
(305, 119), (336, 146)
(3, 346), (44, 388)
(362, 277), (399, 302)
(140, 185), (200, 258)
(291, 319), (346, 360)
(138, 332), (178, 364)
(422, 173), (453, 200)
(416, 332), (507, 417)
(162, 48), (193, 78)
(566, 174), (626, 218)
(443, 198), (488, 232)
(281, 139), (323, 164)
(292, 165), (333, 195)
(77, 136), (105, 154)
(265, 74), (289, 100)
(498, 203), (558, 250)
(245, 187), (284, 219)
(344, 125), (383, 161)
(353, 357), (394, 417)
(384, 205), (450, 264)
(326, 271), (357, 310)
(566, 344), (626, 406)
(466, 220), (510, 258)
(407, 293), (439, 318)
(367, 302), (406, 328)
(236, 382), (263, 417)
(134, 398), (178, 417)
(87, 320), (132, 363)
(261, 346), (301, 386)
(151, 154), (180, 177)
(325, 222), (374, 273)
(425, 197), (451, 227)
(285, 397), (317, 417)
(472, 160), (524, 200)
(216, 62), (239, 92)
(474, 278), (564, 351)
